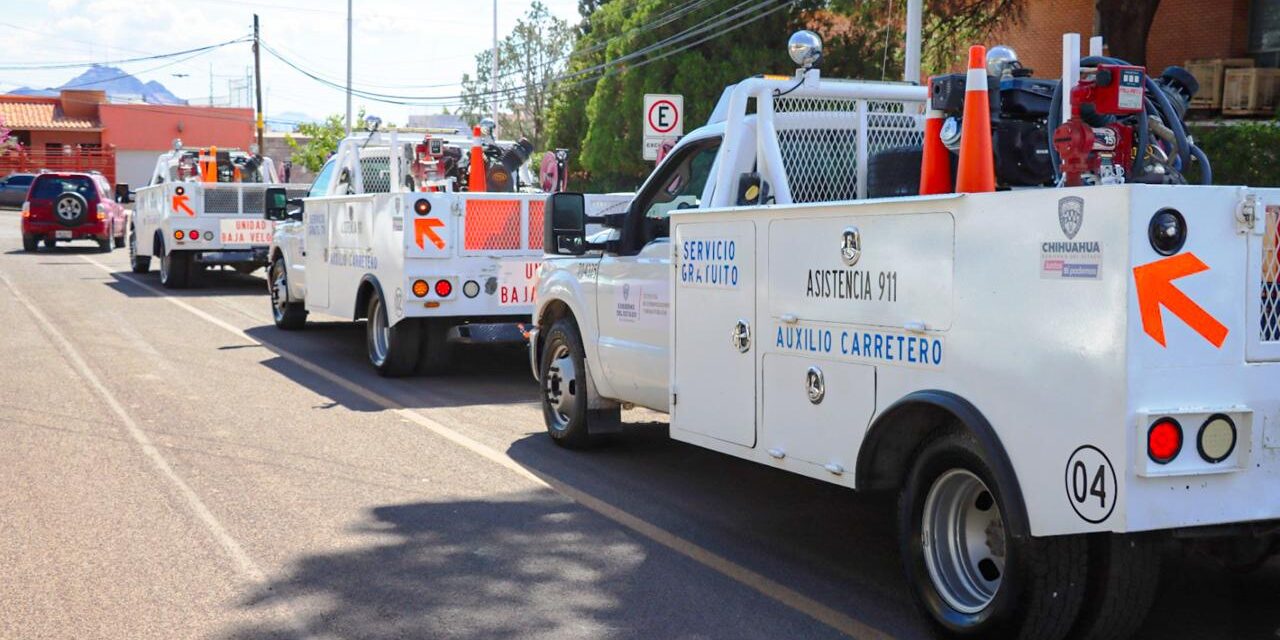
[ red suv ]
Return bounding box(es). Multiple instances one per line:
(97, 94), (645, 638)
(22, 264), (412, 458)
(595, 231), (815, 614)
(20, 172), (127, 252)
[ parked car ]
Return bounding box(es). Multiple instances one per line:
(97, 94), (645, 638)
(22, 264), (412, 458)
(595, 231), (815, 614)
(20, 172), (127, 252)
(0, 173), (35, 208)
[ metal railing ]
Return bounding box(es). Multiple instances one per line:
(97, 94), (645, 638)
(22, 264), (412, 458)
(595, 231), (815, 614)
(0, 147), (116, 185)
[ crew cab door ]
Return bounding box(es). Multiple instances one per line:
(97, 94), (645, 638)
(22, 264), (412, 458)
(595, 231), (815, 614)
(595, 137), (721, 411)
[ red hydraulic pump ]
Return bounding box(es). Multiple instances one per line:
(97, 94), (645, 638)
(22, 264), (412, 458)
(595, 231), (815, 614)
(1053, 64), (1145, 187)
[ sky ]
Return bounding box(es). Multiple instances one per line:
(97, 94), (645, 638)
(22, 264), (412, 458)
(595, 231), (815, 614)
(0, 0), (583, 125)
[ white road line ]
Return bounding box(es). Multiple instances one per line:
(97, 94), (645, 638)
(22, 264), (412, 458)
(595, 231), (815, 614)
(80, 256), (893, 640)
(0, 267), (319, 640)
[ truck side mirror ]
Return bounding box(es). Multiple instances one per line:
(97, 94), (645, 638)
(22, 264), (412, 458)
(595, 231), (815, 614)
(115, 183), (134, 204)
(545, 192), (588, 255)
(265, 187), (303, 222)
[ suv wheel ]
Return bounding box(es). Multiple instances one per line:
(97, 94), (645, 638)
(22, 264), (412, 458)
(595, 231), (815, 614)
(365, 287), (421, 376)
(158, 239), (192, 289)
(269, 256), (307, 330)
(539, 318), (619, 448)
(97, 235), (112, 253)
(129, 226), (150, 273)
(21, 234), (37, 252)
(54, 192), (89, 226)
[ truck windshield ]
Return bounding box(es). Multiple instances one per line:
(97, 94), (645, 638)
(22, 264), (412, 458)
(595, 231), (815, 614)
(31, 176), (95, 200)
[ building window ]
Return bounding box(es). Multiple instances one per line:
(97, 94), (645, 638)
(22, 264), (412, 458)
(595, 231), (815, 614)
(1252, 0), (1280, 65)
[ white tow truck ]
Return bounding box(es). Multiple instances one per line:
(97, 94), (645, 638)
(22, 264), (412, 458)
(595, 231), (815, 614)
(264, 127), (629, 376)
(530, 31), (1280, 639)
(123, 144), (303, 288)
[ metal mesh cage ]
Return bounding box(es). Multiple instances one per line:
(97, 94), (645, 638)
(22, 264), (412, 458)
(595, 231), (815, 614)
(464, 199), (523, 251)
(527, 200), (545, 251)
(203, 188), (240, 214)
(773, 96), (923, 203)
(776, 97), (859, 203)
(360, 157), (392, 194)
(1263, 207), (1279, 342)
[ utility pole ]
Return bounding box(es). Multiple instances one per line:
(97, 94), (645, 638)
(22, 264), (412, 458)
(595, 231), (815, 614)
(490, 0), (498, 130)
(253, 14), (265, 153)
(346, 0), (353, 136)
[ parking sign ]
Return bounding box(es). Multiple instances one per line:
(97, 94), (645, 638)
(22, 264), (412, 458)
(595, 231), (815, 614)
(643, 94), (683, 160)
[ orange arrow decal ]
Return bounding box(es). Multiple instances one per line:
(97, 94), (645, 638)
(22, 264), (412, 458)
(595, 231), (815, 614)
(414, 217), (445, 250)
(1133, 252), (1228, 348)
(172, 193), (195, 216)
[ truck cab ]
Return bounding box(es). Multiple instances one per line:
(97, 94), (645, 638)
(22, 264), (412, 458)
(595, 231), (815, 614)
(531, 32), (1280, 640)
(123, 144), (303, 288)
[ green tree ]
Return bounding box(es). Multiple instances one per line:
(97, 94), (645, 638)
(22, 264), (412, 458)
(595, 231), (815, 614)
(460, 2), (574, 150)
(285, 109), (364, 173)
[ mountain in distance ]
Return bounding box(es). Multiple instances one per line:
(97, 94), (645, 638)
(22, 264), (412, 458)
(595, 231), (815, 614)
(10, 65), (186, 104)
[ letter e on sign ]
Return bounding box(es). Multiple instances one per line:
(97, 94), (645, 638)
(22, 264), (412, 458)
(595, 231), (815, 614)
(643, 94), (684, 161)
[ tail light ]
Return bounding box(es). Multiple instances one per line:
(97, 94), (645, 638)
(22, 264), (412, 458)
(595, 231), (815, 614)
(1147, 417), (1183, 464)
(191, 230), (201, 240)
(435, 279), (453, 297)
(174, 230), (185, 240)
(21, 201), (30, 217)
(96, 203), (107, 221)
(1196, 414), (1237, 463)
(412, 279), (429, 297)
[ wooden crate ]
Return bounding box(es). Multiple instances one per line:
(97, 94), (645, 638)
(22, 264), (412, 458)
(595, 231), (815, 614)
(1186, 58), (1253, 110)
(1223, 68), (1280, 116)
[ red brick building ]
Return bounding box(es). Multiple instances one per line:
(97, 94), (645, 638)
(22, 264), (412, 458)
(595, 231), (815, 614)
(0, 90), (254, 188)
(991, 0), (1254, 77)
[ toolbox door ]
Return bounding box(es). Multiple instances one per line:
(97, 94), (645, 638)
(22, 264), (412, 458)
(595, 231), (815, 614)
(671, 219), (757, 448)
(1248, 203), (1280, 361)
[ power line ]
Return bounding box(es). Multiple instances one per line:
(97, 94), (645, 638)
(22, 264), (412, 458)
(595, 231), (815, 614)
(0, 36), (251, 71)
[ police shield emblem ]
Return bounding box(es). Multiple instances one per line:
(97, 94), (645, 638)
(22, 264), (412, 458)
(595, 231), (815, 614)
(1058, 197), (1084, 240)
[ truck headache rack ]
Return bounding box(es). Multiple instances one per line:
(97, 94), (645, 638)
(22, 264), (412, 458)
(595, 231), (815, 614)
(774, 96), (925, 203)
(201, 183), (308, 215)
(463, 194), (632, 252)
(710, 76), (927, 207)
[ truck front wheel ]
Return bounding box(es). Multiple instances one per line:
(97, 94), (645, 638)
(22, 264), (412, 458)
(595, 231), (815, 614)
(539, 318), (619, 448)
(269, 256), (307, 330)
(899, 430), (1087, 640)
(365, 289), (421, 376)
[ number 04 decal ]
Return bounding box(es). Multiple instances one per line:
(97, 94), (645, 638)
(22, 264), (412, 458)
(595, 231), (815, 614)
(1064, 445), (1118, 523)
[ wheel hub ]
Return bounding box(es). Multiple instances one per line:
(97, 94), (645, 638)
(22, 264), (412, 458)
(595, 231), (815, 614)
(543, 346), (577, 428)
(921, 469), (1006, 614)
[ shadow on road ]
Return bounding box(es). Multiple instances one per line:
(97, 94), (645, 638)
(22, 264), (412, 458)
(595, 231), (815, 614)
(100, 267), (268, 297)
(222, 488), (856, 640)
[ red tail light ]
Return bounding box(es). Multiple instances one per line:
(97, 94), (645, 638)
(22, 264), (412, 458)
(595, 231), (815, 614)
(1148, 418), (1183, 464)
(435, 279), (453, 297)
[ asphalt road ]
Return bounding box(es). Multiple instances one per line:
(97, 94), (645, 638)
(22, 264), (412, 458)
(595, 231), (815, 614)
(1, 209), (1277, 640)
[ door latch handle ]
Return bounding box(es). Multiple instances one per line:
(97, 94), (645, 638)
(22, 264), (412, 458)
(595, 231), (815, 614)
(730, 319), (752, 353)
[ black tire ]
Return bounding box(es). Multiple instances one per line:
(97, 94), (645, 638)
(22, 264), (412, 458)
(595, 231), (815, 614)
(1069, 534), (1161, 640)
(867, 145), (925, 198)
(365, 288), (421, 376)
(269, 256), (307, 330)
(21, 234), (37, 252)
(538, 317), (619, 448)
(53, 192), (88, 226)
(113, 233), (125, 249)
(898, 430), (1087, 640)
(129, 226), (150, 274)
(415, 319), (453, 375)
(44, 236), (57, 249)
(158, 239), (192, 289)
(97, 235), (112, 253)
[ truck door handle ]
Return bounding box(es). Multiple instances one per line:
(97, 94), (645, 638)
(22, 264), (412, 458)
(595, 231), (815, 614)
(731, 319), (752, 353)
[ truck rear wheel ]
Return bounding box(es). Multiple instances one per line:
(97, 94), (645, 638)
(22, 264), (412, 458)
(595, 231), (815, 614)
(129, 226), (150, 273)
(899, 430), (1087, 640)
(159, 240), (192, 289)
(539, 318), (619, 448)
(269, 256), (307, 330)
(1069, 533), (1161, 640)
(365, 289), (421, 377)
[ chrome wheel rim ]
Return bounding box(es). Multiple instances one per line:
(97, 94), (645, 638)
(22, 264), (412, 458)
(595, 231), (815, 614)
(921, 469), (1005, 614)
(270, 260), (288, 321)
(160, 250), (170, 282)
(543, 344), (577, 430)
(369, 296), (389, 366)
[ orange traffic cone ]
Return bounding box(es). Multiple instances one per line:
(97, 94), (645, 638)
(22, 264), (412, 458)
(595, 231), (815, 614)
(955, 46), (996, 193)
(919, 77), (952, 195)
(468, 126), (487, 192)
